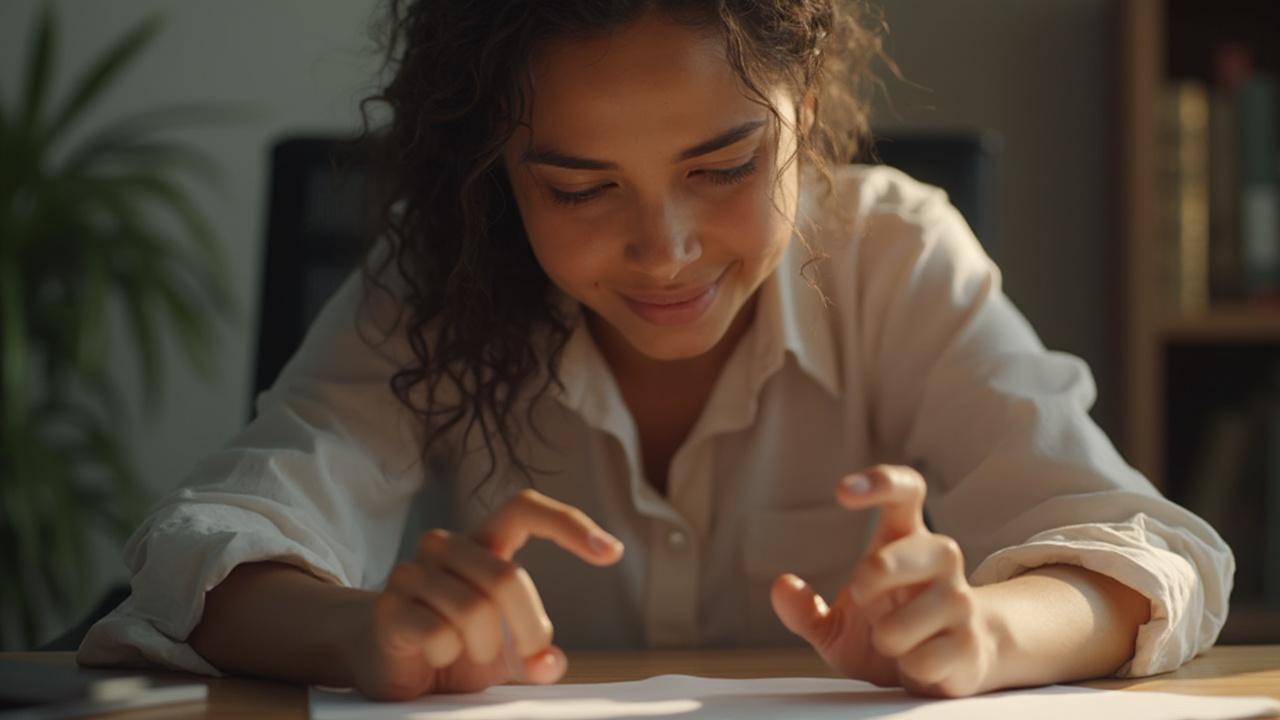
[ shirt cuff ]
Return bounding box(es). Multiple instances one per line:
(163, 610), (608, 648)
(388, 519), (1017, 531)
(77, 503), (350, 675)
(967, 514), (1220, 677)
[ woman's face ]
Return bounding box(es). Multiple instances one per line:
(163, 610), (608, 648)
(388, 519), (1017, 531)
(501, 10), (804, 363)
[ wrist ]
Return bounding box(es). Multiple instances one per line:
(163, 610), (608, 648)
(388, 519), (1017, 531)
(968, 564), (1149, 691)
(972, 582), (1024, 692)
(333, 589), (381, 687)
(190, 562), (374, 687)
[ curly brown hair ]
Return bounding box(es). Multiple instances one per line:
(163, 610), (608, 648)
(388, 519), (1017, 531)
(353, 0), (889, 488)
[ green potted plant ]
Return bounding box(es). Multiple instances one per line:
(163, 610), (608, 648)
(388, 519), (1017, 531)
(0, 5), (247, 649)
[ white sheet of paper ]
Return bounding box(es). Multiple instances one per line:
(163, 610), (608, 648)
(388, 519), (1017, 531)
(309, 674), (1280, 720)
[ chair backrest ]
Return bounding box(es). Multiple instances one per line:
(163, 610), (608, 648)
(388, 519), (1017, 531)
(252, 130), (1003, 410)
(252, 136), (372, 414)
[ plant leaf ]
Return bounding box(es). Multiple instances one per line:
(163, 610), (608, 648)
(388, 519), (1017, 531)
(116, 272), (164, 414)
(87, 179), (193, 411)
(100, 171), (239, 320)
(0, 261), (28, 431)
(74, 242), (110, 380)
(77, 409), (148, 532)
(19, 3), (57, 136)
(109, 172), (222, 265)
(43, 13), (163, 145)
(4, 425), (51, 596)
(0, 91), (10, 166)
(87, 371), (128, 429)
(85, 138), (227, 191)
(149, 264), (218, 380)
(0, 527), (22, 648)
(59, 102), (260, 179)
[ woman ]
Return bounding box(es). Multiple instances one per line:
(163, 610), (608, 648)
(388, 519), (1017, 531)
(79, 0), (1232, 701)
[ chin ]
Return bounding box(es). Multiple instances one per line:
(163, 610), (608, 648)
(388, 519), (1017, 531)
(620, 317), (734, 362)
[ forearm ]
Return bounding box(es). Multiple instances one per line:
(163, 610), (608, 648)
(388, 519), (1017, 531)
(187, 561), (372, 686)
(976, 564), (1151, 690)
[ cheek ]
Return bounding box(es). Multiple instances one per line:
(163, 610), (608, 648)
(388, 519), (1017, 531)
(523, 211), (616, 292)
(705, 177), (793, 262)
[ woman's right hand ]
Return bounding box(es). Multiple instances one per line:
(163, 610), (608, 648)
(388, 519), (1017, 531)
(346, 488), (624, 700)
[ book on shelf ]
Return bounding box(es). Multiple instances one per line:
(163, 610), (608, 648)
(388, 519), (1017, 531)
(1183, 406), (1250, 545)
(1180, 377), (1280, 603)
(1162, 46), (1280, 313)
(1163, 80), (1211, 315)
(1238, 72), (1280, 299)
(1209, 85), (1241, 301)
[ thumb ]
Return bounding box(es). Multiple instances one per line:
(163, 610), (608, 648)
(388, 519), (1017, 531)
(519, 645), (567, 685)
(435, 640), (566, 692)
(502, 617), (566, 685)
(770, 573), (837, 653)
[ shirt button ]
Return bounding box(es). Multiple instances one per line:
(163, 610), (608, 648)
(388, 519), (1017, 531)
(666, 529), (688, 551)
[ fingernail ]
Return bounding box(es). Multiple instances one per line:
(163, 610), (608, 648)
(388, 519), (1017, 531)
(588, 530), (619, 554)
(842, 474), (872, 494)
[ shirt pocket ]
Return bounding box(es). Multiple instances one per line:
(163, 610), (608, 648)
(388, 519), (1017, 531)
(740, 503), (872, 645)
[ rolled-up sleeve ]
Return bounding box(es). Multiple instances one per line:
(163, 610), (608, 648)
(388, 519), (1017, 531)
(854, 171), (1234, 677)
(77, 268), (426, 675)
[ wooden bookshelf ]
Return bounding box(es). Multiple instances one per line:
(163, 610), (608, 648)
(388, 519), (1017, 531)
(1157, 303), (1280, 343)
(1119, 0), (1280, 643)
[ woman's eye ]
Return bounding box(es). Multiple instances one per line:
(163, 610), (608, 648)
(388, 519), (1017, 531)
(699, 155), (759, 186)
(550, 184), (608, 207)
(547, 155), (759, 207)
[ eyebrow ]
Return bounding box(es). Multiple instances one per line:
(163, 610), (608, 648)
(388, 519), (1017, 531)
(521, 118), (768, 171)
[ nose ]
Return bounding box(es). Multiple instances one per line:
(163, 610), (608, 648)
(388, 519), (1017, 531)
(625, 197), (701, 281)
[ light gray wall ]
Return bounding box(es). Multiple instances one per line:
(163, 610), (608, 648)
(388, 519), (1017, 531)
(1, 0), (1120, 645)
(874, 0), (1119, 436)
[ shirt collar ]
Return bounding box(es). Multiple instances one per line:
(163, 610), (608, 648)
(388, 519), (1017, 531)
(753, 233), (842, 399)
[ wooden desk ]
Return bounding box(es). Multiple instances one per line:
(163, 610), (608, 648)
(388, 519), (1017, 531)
(4, 645), (1278, 719)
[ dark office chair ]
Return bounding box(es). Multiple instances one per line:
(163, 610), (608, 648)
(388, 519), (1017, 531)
(38, 129), (1000, 651)
(251, 136), (375, 411)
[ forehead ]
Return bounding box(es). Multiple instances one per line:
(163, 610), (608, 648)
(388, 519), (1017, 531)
(517, 12), (778, 153)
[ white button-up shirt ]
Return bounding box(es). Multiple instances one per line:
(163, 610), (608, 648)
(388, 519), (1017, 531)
(79, 165), (1233, 680)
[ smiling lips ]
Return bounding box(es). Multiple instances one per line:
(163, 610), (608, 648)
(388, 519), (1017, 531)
(619, 268), (728, 326)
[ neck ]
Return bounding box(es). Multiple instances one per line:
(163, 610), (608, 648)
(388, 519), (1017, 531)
(590, 293), (758, 390)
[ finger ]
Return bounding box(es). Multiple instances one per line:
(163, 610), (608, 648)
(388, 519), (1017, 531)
(477, 488), (625, 565)
(372, 590), (463, 668)
(492, 615), (558, 685)
(868, 580), (974, 659)
(769, 574), (839, 656)
(417, 530), (554, 658)
(520, 645), (568, 685)
(836, 465), (927, 541)
(848, 532), (965, 607)
(896, 630), (975, 693)
(389, 561), (504, 665)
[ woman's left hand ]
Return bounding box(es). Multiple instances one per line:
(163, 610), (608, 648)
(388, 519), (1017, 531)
(770, 464), (1003, 698)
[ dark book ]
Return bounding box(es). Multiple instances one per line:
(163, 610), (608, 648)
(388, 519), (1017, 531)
(1238, 72), (1280, 297)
